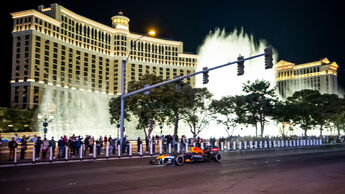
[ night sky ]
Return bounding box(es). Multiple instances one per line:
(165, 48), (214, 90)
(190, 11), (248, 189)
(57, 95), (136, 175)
(1, 0), (344, 107)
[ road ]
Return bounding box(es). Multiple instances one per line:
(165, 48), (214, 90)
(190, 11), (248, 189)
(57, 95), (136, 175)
(0, 145), (345, 194)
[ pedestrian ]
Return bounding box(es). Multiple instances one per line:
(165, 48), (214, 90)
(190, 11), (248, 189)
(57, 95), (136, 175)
(137, 137), (142, 153)
(35, 137), (43, 160)
(49, 137), (56, 158)
(20, 136), (27, 160)
(162, 136), (167, 153)
(42, 138), (49, 159)
(152, 136), (156, 153)
(32, 135), (37, 144)
(84, 135), (90, 155)
(75, 136), (81, 156)
(145, 136), (149, 152)
(110, 137), (115, 155)
(58, 136), (65, 158)
(8, 137), (18, 161)
(96, 139), (101, 155)
(89, 136), (94, 154)
(13, 134), (20, 144)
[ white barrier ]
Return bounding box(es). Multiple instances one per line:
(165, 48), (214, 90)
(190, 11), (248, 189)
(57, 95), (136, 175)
(244, 141), (247, 150)
(150, 142), (153, 155)
(238, 141), (242, 150)
(269, 141), (272, 149)
(32, 148), (35, 163)
(177, 143), (180, 153)
(281, 140), (285, 147)
(159, 141), (162, 154)
(227, 142), (230, 151)
(201, 142), (204, 149)
(106, 143), (109, 158)
(264, 141), (268, 149)
(249, 141), (253, 150)
(254, 141), (258, 149)
(186, 143), (189, 153)
(14, 148), (17, 164)
(65, 146), (69, 161)
(139, 144), (143, 156)
(93, 143), (96, 158)
(319, 139), (322, 145)
(233, 141), (236, 150)
(169, 143), (171, 154)
(277, 140), (281, 148)
(293, 140), (296, 147)
(221, 142), (224, 151)
(49, 147), (53, 161)
(80, 145), (83, 160)
(117, 145), (121, 158)
(259, 141), (263, 149)
(273, 140), (277, 148)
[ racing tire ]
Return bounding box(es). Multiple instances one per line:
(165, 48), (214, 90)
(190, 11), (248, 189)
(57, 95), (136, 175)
(213, 153), (221, 162)
(175, 155), (185, 166)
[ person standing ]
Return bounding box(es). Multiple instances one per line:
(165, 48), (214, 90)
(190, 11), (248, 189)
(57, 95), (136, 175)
(84, 135), (90, 155)
(137, 137), (142, 153)
(8, 137), (18, 161)
(35, 137), (43, 160)
(42, 138), (49, 159)
(49, 137), (56, 158)
(58, 136), (65, 158)
(20, 136), (27, 160)
(162, 136), (167, 153)
(32, 135), (37, 144)
(152, 136), (156, 153)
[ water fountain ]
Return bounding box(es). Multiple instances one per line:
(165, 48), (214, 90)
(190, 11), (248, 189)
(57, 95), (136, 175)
(196, 28), (281, 137)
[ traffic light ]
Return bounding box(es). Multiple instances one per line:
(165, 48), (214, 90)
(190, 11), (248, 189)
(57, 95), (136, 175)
(202, 67), (209, 84)
(237, 55), (244, 76)
(264, 47), (273, 69)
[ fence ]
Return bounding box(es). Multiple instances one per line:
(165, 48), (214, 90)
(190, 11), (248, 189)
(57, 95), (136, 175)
(0, 138), (326, 165)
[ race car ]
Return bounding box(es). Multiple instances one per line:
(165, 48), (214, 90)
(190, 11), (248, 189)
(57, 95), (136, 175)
(150, 146), (221, 166)
(149, 154), (185, 166)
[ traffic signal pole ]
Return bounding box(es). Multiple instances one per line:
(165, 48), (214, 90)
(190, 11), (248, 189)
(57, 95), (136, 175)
(119, 48), (271, 149)
(124, 53), (265, 98)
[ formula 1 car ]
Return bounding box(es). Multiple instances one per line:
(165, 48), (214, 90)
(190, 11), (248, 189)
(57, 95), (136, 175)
(150, 146), (221, 166)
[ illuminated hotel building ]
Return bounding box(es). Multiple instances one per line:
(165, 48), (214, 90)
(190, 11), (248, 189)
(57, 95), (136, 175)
(10, 3), (197, 109)
(276, 58), (339, 98)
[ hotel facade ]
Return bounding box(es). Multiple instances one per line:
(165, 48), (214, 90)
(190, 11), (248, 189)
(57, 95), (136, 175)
(276, 58), (339, 98)
(10, 3), (197, 109)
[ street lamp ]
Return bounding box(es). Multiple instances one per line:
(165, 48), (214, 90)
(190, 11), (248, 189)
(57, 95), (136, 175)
(120, 29), (156, 147)
(37, 113), (54, 139)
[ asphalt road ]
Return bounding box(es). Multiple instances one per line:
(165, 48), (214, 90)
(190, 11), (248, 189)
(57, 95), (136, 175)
(1, 145), (345, 194)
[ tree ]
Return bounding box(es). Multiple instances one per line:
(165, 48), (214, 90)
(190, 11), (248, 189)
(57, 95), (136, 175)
(181, 87), (213, 138)
(312, 93), (339, 136)
(271, 100), (295, 137)
(162, 83), (193, 140)
(329, 97), (345, 136)
(125, 74), (169, 139)
(109, 96), (130, 126)
(209, 96), (239, 136)
(287, 90), (319, 136)
(242, 80), (277, 137)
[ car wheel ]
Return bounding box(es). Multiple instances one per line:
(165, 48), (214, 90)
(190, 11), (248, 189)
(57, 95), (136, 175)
(213, 153), (221, 162)
(175, 155), (184, 166)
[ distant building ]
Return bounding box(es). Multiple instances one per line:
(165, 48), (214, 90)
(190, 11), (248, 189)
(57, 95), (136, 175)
(10, 3), (197, 109)
(276, 58), (339, 98)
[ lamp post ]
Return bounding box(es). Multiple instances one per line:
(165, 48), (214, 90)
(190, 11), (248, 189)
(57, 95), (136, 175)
(37, 113), (54, 139)
(120, 30), (156, 148)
